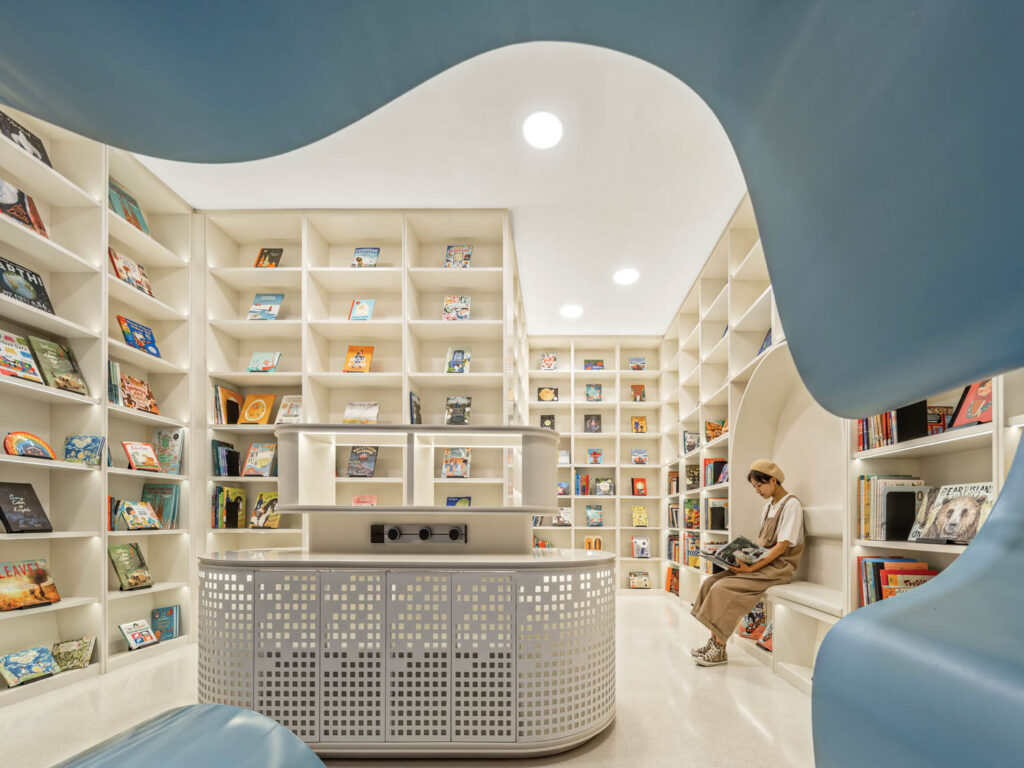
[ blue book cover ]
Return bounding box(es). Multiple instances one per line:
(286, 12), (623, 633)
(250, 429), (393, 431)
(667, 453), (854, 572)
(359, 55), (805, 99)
(446, 496), (471, 506)
(247, 293), (284, 321)
(0, 645), (60, 687)
(351, 247), (380, 267)
(64, 435), (105, 466)
(151, 605), (180, 642)
(141, 483), (179, 528)
(116, 314), (161, 357)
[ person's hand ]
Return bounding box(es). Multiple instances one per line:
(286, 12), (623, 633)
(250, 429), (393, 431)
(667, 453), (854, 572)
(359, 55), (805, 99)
(730, 561), (756, 574)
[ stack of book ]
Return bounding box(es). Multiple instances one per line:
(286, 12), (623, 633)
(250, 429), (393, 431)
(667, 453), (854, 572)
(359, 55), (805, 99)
(668, 533), (680, 563)
(857, 555), (937, 606)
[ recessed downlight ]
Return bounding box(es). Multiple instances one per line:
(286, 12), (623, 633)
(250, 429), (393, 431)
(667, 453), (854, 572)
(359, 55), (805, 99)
(613, 268), (639, 285)
(559, 304), (583, 319)
(523, 111), (563, 149)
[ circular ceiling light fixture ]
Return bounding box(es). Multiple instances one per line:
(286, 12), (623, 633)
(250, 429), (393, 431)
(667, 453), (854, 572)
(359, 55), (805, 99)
(559, 304), (583, 319)
(523, 111), (563, 149)
(613, 267), (640, 285)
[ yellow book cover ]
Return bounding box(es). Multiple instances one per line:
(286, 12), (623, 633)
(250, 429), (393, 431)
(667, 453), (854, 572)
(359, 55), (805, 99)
(343, 345), (374, 373)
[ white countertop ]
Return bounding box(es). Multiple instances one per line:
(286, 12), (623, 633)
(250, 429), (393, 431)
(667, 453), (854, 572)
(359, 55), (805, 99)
(199, 547), (616, 569)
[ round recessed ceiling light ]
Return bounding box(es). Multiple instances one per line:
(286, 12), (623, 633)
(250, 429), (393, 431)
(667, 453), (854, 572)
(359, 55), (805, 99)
(613, 268), (639, 285)
(559, 304), (583, 319)
(523, 111), (563, 149)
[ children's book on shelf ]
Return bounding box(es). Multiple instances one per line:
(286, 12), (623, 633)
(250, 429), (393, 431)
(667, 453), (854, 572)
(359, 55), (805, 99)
(152, 428), (183, 474)
(586, 505), (603, 526)
(583, 359), (604, 370)
(668, 502), (680, 528)
(594, 477), (614, 496)
(351, 494), (378, 506)
(739, 601), (767, 640)
(629, 356), (646, 371)
(857, 475), (923, 540)
(0, 482), (52, 533)
(704, 419), (725, 442)
(668, 532), (680, 562)
(4, 431), (55, 459)
(116, 315), (161, 357)
(583, 536), (603, 551)
(239, 393), (275, 424)
(242, 442), (277, 477)
(352, 247), (380, 267)
(629, 571), (652, 589)
(630, 384), (646, 402)
(631, 477), (648, 496)
(857, 556), (931, 606)
(0, 328), (43, 383)
(631, 448), (648, 465)
(107, 179), (148, 233)
(113, 500), (161, 531)
(0, 110), (52, 166)
(346, 446), (378, 477)
(122, 441), (162, 472)
(108, 543), (153, 590)
(666, 566), (680, 594)
(703, 458), (727, 486)
(253, 247), (283, 268)
(214, 385), (243, 424)
(212, 441), (241, 477)
(0, 177), (48, 237)
(51, 636), (96, 671)
(445, 395), (471, 425)
(668, 470), (679, 494)
(447, 496), (471, 507)
(556, 481), (570, 496)
(442, 295), (471, 320)
(0, 255), (54, 313)
(949, 378), (993, 428)
(700, 536), (769, 569)
(553, 509), (572, 526)
(275, 394), (302, 423)
(537, 386), (558, 402)
(585, 383), (602, 401)
(684, 499), (700, 528)
(445, 346), (471, 373)
(141, 484), (179, 528)
(631, 536), (651, 558)
(558, 449), (570, 465)
(540, 352), (557, 370)
(588, 448), (603, 464)
(151, 605), (180, 641)
(342, 401), (379, 424)
(119, 620), (159, 650)
(756, 621), (774, 652)
(575, 472), (591, 496)
(683, 431), (699, 453)
(108, 360), (120, 404)
(247, 352), (281, 372)
(705, 498), (729, 530)
(121, 375), (160, 414)
(251, 491), (280, 527)
(719, 463), (729, 483)
(757, 328), (773, 357)
(631, 505), (649, 527)
(927, 405), (954, 435)
(63, 435), (105, 466)
(246, 292), (284, 321)
(348, 299), (375, 320)
(443, 447), (471, 478)
(908, 482), (994, 544)
(212, 486), (246, 528)
(0, 646), (60, 687)
(28, 336), (88, 394)
(107, 247), (153, 296)
(631, 415), (647, 433)
(444, 244), (472, 268)
(584, 414), (602, 433)
(343, 344), (374, 372)
(409, 391), (422, 424)
(539, 414), (555, 430)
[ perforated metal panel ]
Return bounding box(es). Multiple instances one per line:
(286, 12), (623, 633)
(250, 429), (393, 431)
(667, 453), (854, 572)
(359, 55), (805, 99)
(386, 572), (451, 741)
(452, 572), (515, 742)
(516, 565), (616, 742)
(320, 570), (385, 742)
(197, 566), (254, 708)
(255, 570), (319, 741)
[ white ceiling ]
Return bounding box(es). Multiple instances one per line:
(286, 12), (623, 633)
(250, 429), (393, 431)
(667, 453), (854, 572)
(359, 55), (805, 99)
(137, 42), (746, 336)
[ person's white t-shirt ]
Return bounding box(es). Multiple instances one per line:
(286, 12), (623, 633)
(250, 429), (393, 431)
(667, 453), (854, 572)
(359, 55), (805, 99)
(761, 495), (804, 546)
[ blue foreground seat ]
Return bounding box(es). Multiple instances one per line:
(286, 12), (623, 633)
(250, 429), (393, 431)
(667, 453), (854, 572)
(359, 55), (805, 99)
(54, 703), (324, 768)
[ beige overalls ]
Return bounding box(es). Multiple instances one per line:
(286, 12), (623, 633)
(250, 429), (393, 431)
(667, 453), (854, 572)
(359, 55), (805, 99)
(691, 494), (804, 640)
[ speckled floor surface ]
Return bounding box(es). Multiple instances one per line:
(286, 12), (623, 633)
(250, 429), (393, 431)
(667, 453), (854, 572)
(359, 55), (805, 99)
(1, 595), (814, 767)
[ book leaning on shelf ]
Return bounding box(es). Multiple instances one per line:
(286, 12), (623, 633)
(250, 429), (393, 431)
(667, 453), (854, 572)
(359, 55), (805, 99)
(0, 482), (53, 532)
(0, 255), (54, 313)
(0, 177), (48, 238)
(108, 247), (154, 296)
(699, 536), (770, 570)
(212, 485), (246, 529)
(107, 544), (153, 590)
(0, 558), (60, 609)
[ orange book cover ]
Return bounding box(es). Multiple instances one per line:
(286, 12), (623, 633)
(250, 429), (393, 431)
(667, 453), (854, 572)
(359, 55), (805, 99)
(238, 394), (275, 424)
(343, 345), (374, 373)
(217, 386), (243, 424)
(352, 495), (378, 506)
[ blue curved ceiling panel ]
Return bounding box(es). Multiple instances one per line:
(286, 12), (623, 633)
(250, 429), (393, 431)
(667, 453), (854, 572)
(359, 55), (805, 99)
(1, 1), (1021, 415)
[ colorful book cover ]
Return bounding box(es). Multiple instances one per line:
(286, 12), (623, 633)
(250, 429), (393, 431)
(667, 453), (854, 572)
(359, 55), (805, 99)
(444, 244), (472, 268)
(586, 505), (603, 526)
(594, 478), (614, 496)
(119, 620), (158, 650)
(910, 482), (995, 543)
(445, 346), (472, 373)
(629, 572), (651, 589)
(445, 395), (471, 425)
(108, 544), (152, 590)
(629, 356), (646, 370)
(584, 414), (602, 433)
(114, 500), (161, 530)
(151, 606), (180, 641)
(246, 351), (281, 372)
(585, 384), (602, 401)
(537, 386), (558, 402)
(949, 378), (993, 428)
(632, 505), (649, 527)
(246, 292), (284, 321)
(757, 328), (773, 356)
(28, 336), (88, 394)
(215, 385), (243, 424)
(556, 481), (569, 496)
(631, 536), (651, 557)
(0, 329), (44, 383)
(346, 446), (378, 478)
(4, 432), (55, 459)
(351, 247), (379, 267)
(274, 394), (302, 423)
(351, 494), (378, 506)
(348, 299), (375, 320)
(108, 179), (149, 234)
(51, 636), (96, 671)
(446, 496), (471, 506)
(442, 295), (471, 320)
(0, 559), (60, 610)
(250, 491), (279, 528)
(213, 486), (246, 529)
(0, 255), (54, 313)
(253, 247), (283, 267)
(107, 247), (153, 296)
(141, 484), (179, 528)
(540, 352), (558, 370)
(116, 315), (161, 357)
(152, 428), (183, 474)
(342, 401), (379, 424)
(122, 441), (162, 472)
(630, 384), (646, 402)
(583, 359), (604, 370)
(343, 345), (374, 372)
(0, 482), (52, 533)
(0, 178), (48, 237)
(443, 447), (471, 478)
(120, 375), (160, 414)
(409, 391), (422, 424)
(242, 442), (277, 477)
(238, 393), (275, 425)
(553, 509), (572, 526)
(539, 414), (555, 430)
(0, 110), (52, 167)
(588, 448), (603, 464)
(739, 601), (767, 639)
(0, 646), (60, 687)
(62, 435), (104, 467)
(632, 448), (648, 465)
(631, 415), (648, 433)
(683, 431), (700, 453)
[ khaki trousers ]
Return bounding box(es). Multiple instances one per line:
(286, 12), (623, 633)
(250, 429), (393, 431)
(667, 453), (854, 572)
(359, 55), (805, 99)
(690, 558), (795, 640)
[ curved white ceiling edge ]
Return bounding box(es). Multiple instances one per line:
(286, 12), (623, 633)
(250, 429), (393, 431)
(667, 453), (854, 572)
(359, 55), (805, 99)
(136, 41), (746, 336)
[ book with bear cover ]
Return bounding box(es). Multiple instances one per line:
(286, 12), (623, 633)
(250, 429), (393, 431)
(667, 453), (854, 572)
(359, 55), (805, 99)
(0, 558), (60, 609)
(107, 544), (153, 590)
(908, 482), (994, 544)
(0, 482), (52, 533)
(0, 256), (54, 314)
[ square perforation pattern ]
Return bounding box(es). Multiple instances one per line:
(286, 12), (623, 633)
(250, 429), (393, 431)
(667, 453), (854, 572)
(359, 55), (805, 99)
(320, 571), (385, 742)
(198, 567), (254, 708)
(255, 570), (320, 741)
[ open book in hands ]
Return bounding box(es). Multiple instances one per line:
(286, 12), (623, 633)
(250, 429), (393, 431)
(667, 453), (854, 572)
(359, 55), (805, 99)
(699, 536), (770, 570)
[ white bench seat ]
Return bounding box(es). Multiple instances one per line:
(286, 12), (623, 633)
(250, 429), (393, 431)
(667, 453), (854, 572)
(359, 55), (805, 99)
(767, 580), (843, 618)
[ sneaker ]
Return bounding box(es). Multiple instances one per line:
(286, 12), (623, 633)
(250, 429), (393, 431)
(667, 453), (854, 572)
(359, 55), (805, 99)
(695, 641), (728, 666)
(690, 637), (715, 657)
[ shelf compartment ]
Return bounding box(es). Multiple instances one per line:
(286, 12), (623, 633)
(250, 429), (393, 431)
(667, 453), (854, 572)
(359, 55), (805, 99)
(0, 214), (97, 273)
(108, 211), (187, 267)
(731, 239), (769, 282)
(107, 275), (188, 320)
(209, 319), (303, 341)
(702, 334), (728, 364)
(0, 136), (99, 207)
(0, 595), (99, 622)
(0, 294), (99, 339)
(852, 423), (993, 460)
(0, 374), (98, 407)
(106, 581), (188, 601)
(733, 286), (772, 332)
(0, 663), (100, 706)
(107, 404), (186, 428)
(209, 267), (303, 291)
(108, 340), (187, 374)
